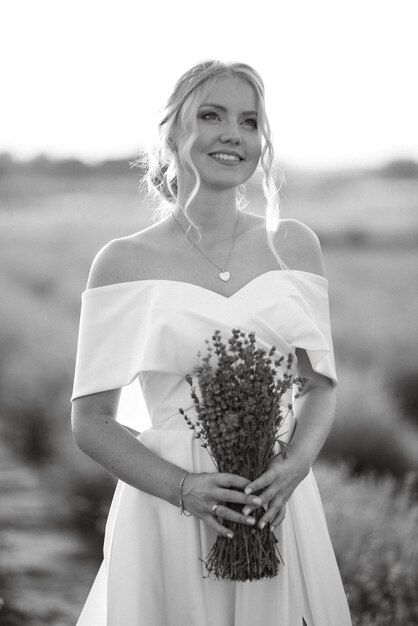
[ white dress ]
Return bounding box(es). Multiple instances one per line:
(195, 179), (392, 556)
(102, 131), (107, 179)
(71, 269), (352, 626)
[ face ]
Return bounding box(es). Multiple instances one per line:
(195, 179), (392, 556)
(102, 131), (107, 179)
(174, 75), (262, 192)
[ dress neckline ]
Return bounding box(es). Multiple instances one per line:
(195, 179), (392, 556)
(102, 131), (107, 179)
(84, 269), (327, 301)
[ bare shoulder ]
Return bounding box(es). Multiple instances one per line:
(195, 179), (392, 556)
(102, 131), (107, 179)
(86, 238), (135, 289)
(274, 219), (325, 277)
(86, 220), (168, 289)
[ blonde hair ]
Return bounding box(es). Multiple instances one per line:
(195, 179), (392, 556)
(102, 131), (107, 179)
(133, 59), (287, 269)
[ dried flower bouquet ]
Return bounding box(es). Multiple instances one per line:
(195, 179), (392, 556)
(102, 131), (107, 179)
(179, 328), (306, 581)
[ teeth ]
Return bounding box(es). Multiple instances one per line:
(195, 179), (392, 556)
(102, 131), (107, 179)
(210, 153), (241, 162)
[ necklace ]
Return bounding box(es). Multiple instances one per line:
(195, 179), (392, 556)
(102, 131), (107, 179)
(171, 209), (240, 282)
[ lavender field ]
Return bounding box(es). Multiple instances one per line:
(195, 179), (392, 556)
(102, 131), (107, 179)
(0, 155), (417, 625)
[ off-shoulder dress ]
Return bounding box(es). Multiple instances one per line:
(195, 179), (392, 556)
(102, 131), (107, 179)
(71, 270), (352, 626)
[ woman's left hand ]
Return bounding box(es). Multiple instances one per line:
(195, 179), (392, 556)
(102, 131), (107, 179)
(242, 454), (310, 530)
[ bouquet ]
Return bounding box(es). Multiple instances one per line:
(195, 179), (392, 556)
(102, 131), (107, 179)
(179, 328), (306, 581)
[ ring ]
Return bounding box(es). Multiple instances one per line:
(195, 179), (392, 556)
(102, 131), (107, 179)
(212, 503), (220, 515)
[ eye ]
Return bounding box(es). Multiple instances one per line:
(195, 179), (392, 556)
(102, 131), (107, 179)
(243, 118), (258, 129)
(200, 111), (220, 121)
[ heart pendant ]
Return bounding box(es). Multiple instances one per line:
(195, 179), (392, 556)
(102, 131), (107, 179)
(219, 271), (231, 282)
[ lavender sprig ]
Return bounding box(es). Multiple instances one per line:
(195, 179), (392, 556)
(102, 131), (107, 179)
(179, 329), (307, 581)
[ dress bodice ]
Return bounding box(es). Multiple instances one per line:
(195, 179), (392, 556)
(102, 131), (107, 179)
(71, 270), (337, 433)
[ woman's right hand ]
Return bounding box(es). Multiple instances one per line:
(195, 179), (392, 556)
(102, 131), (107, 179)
(181, 472), (262, 539)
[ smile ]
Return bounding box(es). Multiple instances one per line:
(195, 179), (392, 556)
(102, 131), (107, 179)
(209, 153), (243, 164)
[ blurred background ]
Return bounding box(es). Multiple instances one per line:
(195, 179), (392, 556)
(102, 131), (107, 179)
(1, 1), (417, 625)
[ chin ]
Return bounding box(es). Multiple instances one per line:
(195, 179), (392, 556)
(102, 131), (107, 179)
(203, 166), (255, 189)
(203, 176), (249, 191)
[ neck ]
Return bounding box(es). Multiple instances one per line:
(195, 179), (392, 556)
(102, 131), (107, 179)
(173, 188), (240, 245)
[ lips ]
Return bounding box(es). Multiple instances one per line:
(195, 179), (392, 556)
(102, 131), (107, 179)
(209, 152), (244, 163)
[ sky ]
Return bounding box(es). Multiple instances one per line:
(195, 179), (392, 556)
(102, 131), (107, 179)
(1, 0), (417, 170)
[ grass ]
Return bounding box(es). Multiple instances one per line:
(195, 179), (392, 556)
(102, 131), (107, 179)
(315, 461), (418, 625)
(322, 365), (418, 476)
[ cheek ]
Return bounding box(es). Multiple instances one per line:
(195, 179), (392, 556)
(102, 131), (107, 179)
(248, 140), (262, 167)
(189, 135), (208, 159)
(253, 135), (263, 159)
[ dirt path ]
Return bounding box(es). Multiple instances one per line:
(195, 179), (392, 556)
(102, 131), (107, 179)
(0, 441), (100, 626)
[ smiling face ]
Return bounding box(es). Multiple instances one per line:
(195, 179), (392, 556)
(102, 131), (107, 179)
(174, 75), (262, 193)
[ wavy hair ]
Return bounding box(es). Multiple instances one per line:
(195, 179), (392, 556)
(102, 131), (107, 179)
(133, 59), (287, 268)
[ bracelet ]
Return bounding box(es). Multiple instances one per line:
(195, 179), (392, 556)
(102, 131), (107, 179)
(179, 471), (193, 516)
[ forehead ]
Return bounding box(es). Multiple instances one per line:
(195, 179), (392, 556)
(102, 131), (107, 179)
(201, 75), (257, 109)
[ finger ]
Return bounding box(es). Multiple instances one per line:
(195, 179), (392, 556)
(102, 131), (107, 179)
(258, 499), (286, 529)
(205, 514), (235, 540)
(244, 467), (278, 497)
(271, 503), (287, 531)
(241, 503), (267, 516)
(212, 504), (257, 528)
(215, 487), (260, 507)
(249, 482), (281, 509)
(212, 505), (224, 522)
(216, 473), (251, 490)
(242, 504), (256, 516)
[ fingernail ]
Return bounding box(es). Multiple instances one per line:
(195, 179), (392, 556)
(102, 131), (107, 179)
(270, 525), (275, 532)
(245, 487), (252, 495)
(243, 507), (251, 516)
(259, 521), (265, 529)
(246, 517), (255, 525)
(227, 533), (234, 539)
(252, 497), (261, 505)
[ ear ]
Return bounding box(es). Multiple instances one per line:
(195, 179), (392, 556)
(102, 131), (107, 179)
(168, 136), (177, 153)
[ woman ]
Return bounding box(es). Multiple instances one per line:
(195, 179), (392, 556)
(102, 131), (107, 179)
(71, 60), (352, 625)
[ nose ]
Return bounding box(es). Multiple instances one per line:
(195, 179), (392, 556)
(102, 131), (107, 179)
(220, 121), (243, 144)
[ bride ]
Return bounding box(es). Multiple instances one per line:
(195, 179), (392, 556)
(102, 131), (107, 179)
(71, 59), (352, 625)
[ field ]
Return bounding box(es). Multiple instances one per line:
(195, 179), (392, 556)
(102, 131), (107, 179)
(0, 155), (417, 625)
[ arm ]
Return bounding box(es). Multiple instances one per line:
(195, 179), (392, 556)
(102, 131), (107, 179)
(285, 348), (336, 477)
(72, 390), (190, 507)
(71, 391), (258, 537)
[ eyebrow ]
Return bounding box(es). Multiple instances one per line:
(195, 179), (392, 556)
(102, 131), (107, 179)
(199, 103), (258, 116)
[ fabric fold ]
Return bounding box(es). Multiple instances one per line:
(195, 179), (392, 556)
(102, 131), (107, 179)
(71, 270), (337, 403)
